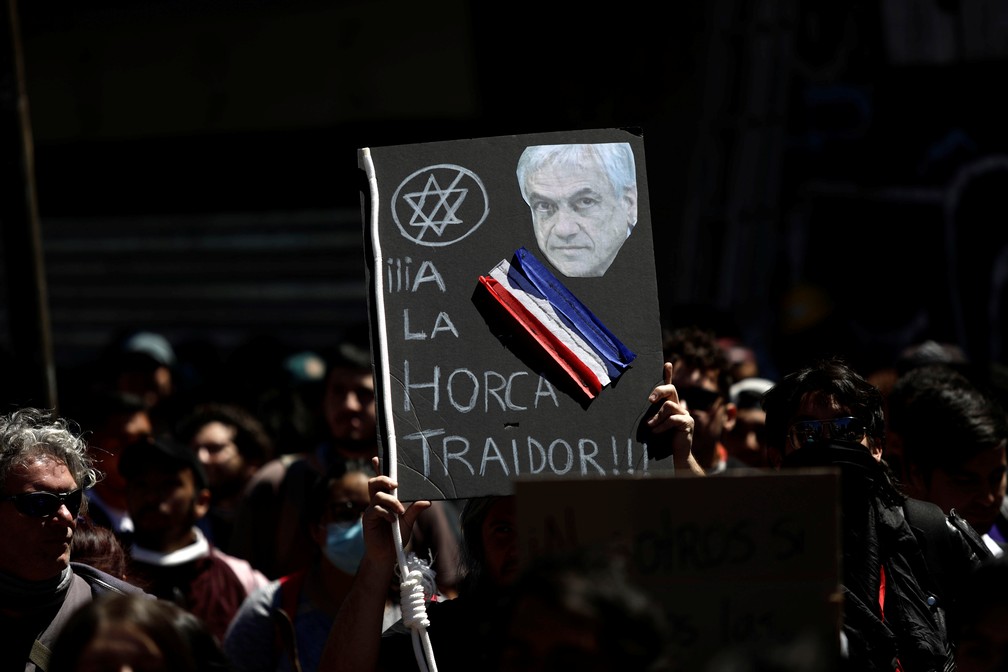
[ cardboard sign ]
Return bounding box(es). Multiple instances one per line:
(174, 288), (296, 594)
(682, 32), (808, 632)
(515, 470), (842, 670)
(360, 129), (669, 500)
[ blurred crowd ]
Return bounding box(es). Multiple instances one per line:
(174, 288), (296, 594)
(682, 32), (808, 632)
(1, 321), (1006, 672)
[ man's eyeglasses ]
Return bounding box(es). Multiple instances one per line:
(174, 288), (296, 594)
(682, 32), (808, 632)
(787, 417), (867, 451)
(679, 387), (722, 412)
(1, 488), (83, 518)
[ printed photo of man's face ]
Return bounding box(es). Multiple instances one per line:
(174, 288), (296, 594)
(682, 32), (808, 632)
(517, 143), (638, 278)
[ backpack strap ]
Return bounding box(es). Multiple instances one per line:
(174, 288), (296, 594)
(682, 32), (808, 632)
(29, 639), (51, 671)
(272, 571), (307, 672)
(278, 570), (306, 620)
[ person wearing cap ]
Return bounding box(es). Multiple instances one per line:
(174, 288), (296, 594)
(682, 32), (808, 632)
(110, 330), (179, 434)
(722, 376), (775, 469)
(762, 357), (991, 671)
(119, 434), (267, 642)
(0, 407), (146, 672)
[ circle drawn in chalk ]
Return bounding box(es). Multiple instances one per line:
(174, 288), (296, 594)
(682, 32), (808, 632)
(391, 164), (489, 247)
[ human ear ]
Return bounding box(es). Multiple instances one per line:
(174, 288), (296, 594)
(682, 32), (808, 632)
(722, 402), (737, 431)
(623, 185), (638, 227)
(194, 487), (212, 518)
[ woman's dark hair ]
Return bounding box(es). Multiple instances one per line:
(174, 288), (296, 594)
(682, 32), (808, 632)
(175, 402), (275, 466)
(457, 495), (508, 598)
(300, 457), (372, 533)
(71, 518), (132, 582)
(48, 593), (232, 672)
(502, 550), (672, 672)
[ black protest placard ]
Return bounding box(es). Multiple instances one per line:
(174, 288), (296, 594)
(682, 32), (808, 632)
(360, 128), (668, 501)
(514, 470), (842, 671)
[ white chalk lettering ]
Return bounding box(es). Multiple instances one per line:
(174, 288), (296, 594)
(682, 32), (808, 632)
(403, 360), (439, 412)
(484, 371), (531, 411)
(386, 256), (412, 293)
(404, 362), (560, 413)
(479, 438), (509, 476)
(578, 439), (605, 475)
(485, 371), (507, 411)
(430, 312), (459, 338)
(624, 436), (635, 474)
(535, 376), (560, 408)
(609, 436), (638, 475)
(548, 439), (573, 474)
(443, 435), (475, 476)
(386, 258), (447, 293)
(528, 437), (547, 474)
(403, 428), (444, 479)
(412, 260), (446, 292)
(405, 431), (646, 480)
(448, 369), (479, 411)
(403, 309), (425, 340)
(402, 309), (459, 340)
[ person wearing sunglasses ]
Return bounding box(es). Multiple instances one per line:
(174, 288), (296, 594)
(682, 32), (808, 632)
(0, 407), (146, 672)
(762, 357), (992, 672)
(662, 325), (737, 474)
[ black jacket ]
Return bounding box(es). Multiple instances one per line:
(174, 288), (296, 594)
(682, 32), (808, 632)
(840, 496), (988, 672)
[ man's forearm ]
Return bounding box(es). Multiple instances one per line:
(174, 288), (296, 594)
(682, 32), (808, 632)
(675, 452), (706, 476)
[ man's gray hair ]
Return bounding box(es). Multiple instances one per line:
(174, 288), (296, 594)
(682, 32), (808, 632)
(516, 142), (637, 208)
(0, 407), (98, 492)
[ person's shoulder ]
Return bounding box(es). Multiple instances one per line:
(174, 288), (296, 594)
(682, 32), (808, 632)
(903, 496), (948, 525)
(238, 453), (309, 504)
(232, 577), (282, 618)
(71, 562), (150, 597)
(210, 547), (271, 593)
(245, 453), (302, 486)
(903, 498), (989, 582)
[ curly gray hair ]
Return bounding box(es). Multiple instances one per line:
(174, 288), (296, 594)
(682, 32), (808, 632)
(0, 408), (98, 494)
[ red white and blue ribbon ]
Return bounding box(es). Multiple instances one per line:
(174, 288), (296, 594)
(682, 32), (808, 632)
(478, 247), (636, 400)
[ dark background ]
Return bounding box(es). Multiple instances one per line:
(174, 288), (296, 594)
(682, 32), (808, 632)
(3, 0), (1007, 410)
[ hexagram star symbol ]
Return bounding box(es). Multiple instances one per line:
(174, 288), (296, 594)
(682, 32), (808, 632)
(402, 172), (469, 241)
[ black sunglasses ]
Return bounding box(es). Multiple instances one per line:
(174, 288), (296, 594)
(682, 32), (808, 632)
(1, 488), (83, 518)
(679, 386), (722, 412)
(787, 417), (867, 451)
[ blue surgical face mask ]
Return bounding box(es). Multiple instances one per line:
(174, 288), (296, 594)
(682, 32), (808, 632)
(323, 519), (365, 574)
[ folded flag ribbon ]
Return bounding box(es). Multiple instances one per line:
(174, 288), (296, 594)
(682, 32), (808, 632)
(477, 247), (636, 400)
